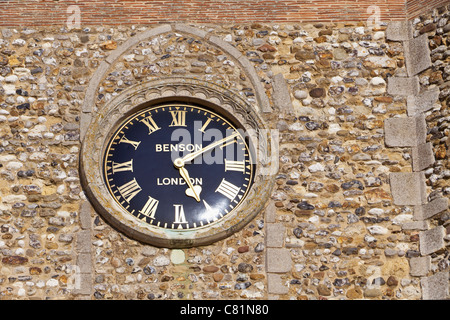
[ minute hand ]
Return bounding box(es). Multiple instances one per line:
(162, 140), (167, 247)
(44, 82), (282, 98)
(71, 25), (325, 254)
(181, 132), (239, 163)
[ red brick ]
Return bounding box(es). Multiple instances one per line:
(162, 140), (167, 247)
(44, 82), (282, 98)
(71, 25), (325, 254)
(0, 0), (448, 26)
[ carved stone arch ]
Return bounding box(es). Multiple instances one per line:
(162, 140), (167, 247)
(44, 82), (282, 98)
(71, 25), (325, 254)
(81, 24), (271, 139)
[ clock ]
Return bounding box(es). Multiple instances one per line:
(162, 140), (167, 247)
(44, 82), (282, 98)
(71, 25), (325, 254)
(103, 102), (254, 231)
(80, 78), (275, 248)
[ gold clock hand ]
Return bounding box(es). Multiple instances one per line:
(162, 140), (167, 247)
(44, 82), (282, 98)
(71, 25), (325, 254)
(181, 131), (239, 164)
(174, 160), (201, 202)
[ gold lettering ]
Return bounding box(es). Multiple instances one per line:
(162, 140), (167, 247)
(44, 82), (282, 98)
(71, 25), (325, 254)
(173, 204), (187, 228)
(215, 178), (240, 201)
(169, 110), (187, 127)
(224, 159), (246, 173)
(199, 117), (214, 133)
(119, 135), (141, 150)
(117, 178), (141, 202)
(140, 115), (160, 134)
(139, 196), (159, 219)
(155, 144), (202, 152)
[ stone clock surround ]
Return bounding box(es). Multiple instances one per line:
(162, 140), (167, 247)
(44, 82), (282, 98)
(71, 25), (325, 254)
(77, 23), (280, 296)
(79, 77), (276, 247)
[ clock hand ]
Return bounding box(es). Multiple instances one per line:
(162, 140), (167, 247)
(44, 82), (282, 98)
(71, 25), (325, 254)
(174, 160), (201, 202)
(172, 131), (239, 202)
(180, 131), (240, 164)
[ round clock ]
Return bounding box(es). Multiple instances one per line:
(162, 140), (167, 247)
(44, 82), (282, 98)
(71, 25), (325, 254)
(80, 78), (275, 248)
(103, 103), (254, 231)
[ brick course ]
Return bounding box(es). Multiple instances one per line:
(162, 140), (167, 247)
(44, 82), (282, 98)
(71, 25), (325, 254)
(0, 0), (448, 26)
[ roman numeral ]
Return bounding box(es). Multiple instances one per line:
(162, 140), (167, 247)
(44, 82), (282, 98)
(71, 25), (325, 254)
(139, 196), (159, 219)
(112, 160), (133, 174)
(215, 179), (241, 201)
(199, 117), (213, 133)
(169, 110), (187, 127)
(140, 115), (160, 134)
(117, 178), (141, 202)
(224, 159), (246, 173)
(173, 204), (187, 227)
(119, 135), (141, 150)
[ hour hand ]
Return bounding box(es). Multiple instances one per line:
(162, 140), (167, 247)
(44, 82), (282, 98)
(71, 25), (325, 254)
(175, 160), (201, 202)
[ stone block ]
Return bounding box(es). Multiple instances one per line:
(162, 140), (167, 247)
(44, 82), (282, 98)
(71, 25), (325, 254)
(265, 201), (277, 223)
(266, 248), (292, 273)
(266, 223), (285, 248)
(389, 172), (426, 206)
(421, 271), (449, 300)
(414, 197), (449, 221)
(174, 23), (209, 39)
(412, 142), (435, 172)
(267, 273), (288, 295)
(404, 34), (432, 77)
(77, 229), (92, 253)
(80, 112), (92, 142)
(209, 35), (243, 61)
(272, 73), (294, 115)
(420, 226), (445, 256)
(77, 252), (93, 274)
(384, 114), (426, 147)
(79, 201), (92, 230)
(407, 87), (440, 116)
(409, 256), (431, 277)
(401, 221), (428, 231)
(72, 273), (92, 296)
(386, 20), (413, 41)
(387, 76), (419, 96)
(237, 55), (272, 113)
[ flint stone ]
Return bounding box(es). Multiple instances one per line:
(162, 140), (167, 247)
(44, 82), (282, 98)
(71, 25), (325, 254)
(309, 87), (326, 98)
(295, 50), (316, 60)
(2, 256), (28, 265)
(153, 255), (170, 267)
(333, 47), (348, 60)
(364, 287), (382, 297)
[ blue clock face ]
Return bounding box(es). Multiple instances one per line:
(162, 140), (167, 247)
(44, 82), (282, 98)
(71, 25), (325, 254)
(103, 103), (254, 230)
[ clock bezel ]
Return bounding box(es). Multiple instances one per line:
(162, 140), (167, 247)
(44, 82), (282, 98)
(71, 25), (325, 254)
(80, 78), (276, 248)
